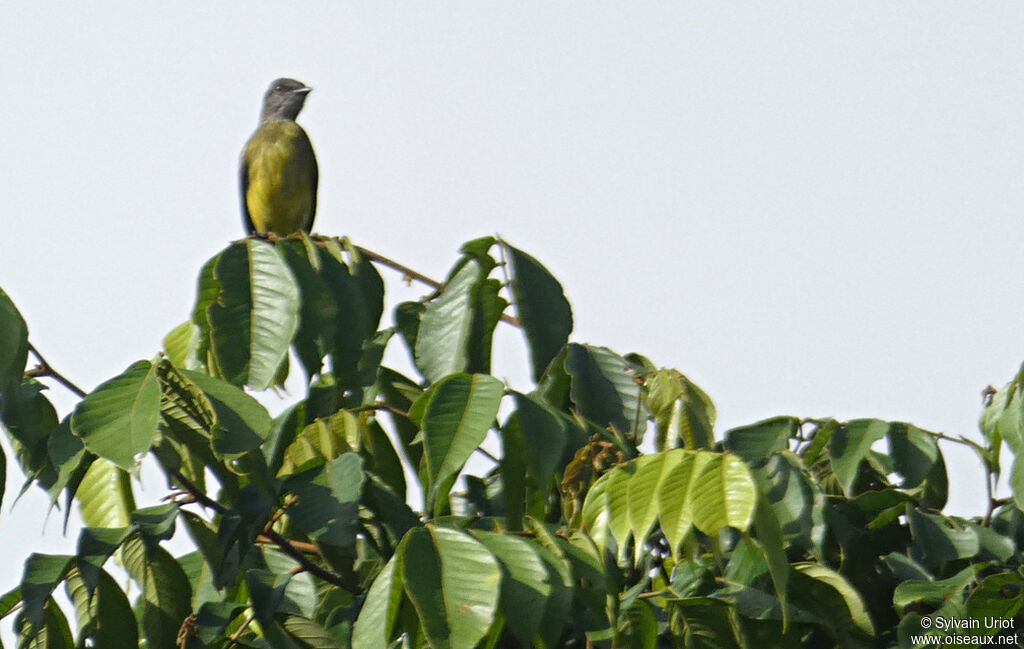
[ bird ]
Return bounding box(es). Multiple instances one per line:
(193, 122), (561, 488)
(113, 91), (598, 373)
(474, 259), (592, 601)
(240, 78), (319, 236)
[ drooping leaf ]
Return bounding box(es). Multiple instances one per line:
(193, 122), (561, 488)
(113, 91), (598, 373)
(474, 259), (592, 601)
(659, 450), (713, 559)
(415, 260), (483, 383)
(401, 526), (501, 649)
(65, 569), (138, 647)
(906, 506), (979, 568)
(284, 453), (364, 548)
(352, 550), (405, 649)
(180, 368), (272, 458)
(565, 343), (645, 436)
(690, 453), (757, 536)
(70, 360), (160, 471)
(75, 526), (129, 595)
(0, 287), (28, 391)
(19, 554), (72, 629)
(121, 535), (193, 649)
(829, 419), (889, 496)
(645, 369), (716, 450)
(472, 530), (552, 646)
(504, 244), (573, 383)
(416, 373), (504, 512)
(76, 458), (135, 529)
(201, 239), (300, 389)
(725, 417), (798, 464)
(511, 392), (570, 487)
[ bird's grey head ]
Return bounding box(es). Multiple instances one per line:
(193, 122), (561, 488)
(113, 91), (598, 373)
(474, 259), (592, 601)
(260, 78), (312, 122)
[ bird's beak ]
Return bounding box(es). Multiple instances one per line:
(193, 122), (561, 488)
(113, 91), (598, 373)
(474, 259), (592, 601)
(296, 86), (313, 94)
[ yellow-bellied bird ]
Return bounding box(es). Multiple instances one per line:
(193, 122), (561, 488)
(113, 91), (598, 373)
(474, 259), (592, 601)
(240, 78), (318, 235)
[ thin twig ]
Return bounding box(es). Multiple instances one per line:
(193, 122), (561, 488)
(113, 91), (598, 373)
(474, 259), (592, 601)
(355, 243), (521, 327)
(351, 402), (411, 420)
(354, 245), (443, 290)
(26, 342), (86, 398)
(170, 470), (357, 592)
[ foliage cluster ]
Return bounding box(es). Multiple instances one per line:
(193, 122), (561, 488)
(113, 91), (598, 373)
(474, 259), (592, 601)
(1, 235), (1023, 648)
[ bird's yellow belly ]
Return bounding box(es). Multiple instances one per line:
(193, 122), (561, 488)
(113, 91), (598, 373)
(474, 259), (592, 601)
(244, 124), (314, 234)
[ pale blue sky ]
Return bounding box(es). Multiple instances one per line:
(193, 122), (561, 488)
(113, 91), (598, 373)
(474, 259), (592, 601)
(2, 3), (1023, 640)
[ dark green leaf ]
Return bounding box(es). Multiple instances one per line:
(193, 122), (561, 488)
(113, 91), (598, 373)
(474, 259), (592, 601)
(19, 555), (72, 628)
(183, 368), (272, 456)
(65, 569), (138, 647)
(830, 419), (889, 495)
(0, 287), (28, 391)
(202, 239), (300, 389)
(284, 453), (364, 548)
(76, 526), (129, 595)
(401, 526), (501, 649)
(566, 343), (645, 436)
(121, 535), (193, 649)
(71, 360), (160, 471)
(725, 417), (798, 463)
(415, 260), (483, 383)
(504, 244), (573, 383)
(416, 373), (504, 512)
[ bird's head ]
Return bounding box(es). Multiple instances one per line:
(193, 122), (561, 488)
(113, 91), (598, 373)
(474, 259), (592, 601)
(261, 78), (312, 122)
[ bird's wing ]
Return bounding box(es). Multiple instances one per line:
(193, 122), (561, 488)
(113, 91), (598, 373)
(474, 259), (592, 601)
(239, 146), (256, 235)
(301, 127), (318, 233)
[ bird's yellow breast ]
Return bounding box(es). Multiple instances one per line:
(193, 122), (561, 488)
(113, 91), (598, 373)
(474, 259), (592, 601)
(243, 121), (317, 235)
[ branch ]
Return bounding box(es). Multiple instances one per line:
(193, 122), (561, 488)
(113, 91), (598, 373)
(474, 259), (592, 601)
(354, 243), (520, 327)
(25, 342), (86, 398)
(169, 470), (358, 593)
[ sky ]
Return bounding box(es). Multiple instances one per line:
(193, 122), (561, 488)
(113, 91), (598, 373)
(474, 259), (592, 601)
(2, 2), (1024, 640)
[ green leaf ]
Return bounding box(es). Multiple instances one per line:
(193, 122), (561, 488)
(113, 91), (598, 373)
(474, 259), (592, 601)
(0, 287), (28, 390)
(280, 409), (359, 475)
(566, 343), (645, 436)
(282, 615), (346, 648)
(65, 569), (138, 647)
(965, 572), (1024, 630)
(182, 368), (272, 456)
(628, 453), (679, 554)
(659, 450), (713, 559)
(284, 452), (364, 548)
(466, 277), (507, 376)
(14, 599), (73, 649)
(402, 526), (501, 649)
(76, 458), (135, 528)
(202, 239), (300, 389)
(511, 392), (570, 487)
(690, 453), (757, 536)
(756, 451), (826, 558)
(121, 535), (192, 649)
(2, 378), (59, 480)
(504, 244), (573, 383)
(830, 419), (889, 495)
(417, 373), (504, 512)
(906, 506), (979, 567)
(645, 369), (716, 450)
(888, 422), (947, 509)
(70, 360), (160, 471)
(791, 562), (874, 640)
(471, 530), (551, 646)
(724, 416), (797, 463)
(752, 498), (790, 629)
(415, 260), (483, 383)
(616, 600), (658, 649)
(893, 564), (983, 612)
(75, 526), (129, 595)
(352, 551), (405, 649)
(132, 502), (179, 544)
(19, 555), (72, 629)
(162, 320), (201, 370)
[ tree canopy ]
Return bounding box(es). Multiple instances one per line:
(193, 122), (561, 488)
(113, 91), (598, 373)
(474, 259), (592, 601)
(1, 234), (1022, 648)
